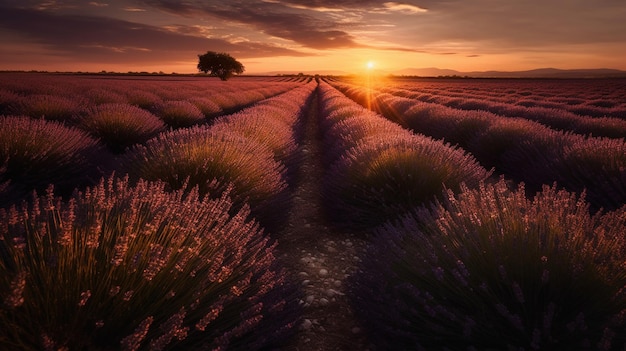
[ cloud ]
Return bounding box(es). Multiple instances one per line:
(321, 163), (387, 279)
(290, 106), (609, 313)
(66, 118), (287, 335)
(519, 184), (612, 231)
(274, 0), (415, 9)
(263, 0), (344, 13)
(382, 2), (427, 14)
(397, 0), (626, 49)
(0, 6), (309, 66)
(218, 7), (361, 49)
(123, 7), (146, 12)
(31, 0), (78, 10)
(140, 1), (366, 49)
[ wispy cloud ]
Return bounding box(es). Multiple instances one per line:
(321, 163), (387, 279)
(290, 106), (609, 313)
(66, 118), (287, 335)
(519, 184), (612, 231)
(32, 0), (77, 10)
(275, 2), (344, 13)
(0, 6), (309, 65)
(140, 1), (366, 49)
(88, 1), (109, 7)
(123, 7), (146, 12)
(80, 44), (151, 53)
(382, 2), (427, 14)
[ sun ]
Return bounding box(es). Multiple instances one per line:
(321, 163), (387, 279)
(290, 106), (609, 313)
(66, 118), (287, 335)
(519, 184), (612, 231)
(366, 61), (375, 70)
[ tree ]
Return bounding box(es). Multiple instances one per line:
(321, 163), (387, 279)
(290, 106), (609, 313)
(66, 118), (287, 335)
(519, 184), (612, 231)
(197, 51), (245, 80)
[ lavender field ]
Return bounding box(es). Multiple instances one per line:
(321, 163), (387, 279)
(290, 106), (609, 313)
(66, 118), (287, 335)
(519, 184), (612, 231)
(2, 72), (626, 350)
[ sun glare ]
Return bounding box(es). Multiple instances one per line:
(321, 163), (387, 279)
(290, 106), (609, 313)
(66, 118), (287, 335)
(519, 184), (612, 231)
(366, 61), (375, 70)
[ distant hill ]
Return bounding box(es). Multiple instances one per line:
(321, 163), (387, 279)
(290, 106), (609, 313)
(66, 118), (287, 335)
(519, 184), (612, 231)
(263, 69), (350, 76)
(253, 67), (626, 78)
(393, 67), (462, 77)
(393, 67), (626, 78)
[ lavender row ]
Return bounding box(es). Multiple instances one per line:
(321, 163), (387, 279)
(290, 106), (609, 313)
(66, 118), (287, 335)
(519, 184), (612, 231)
(317, 82), (491, 230)
(1, 176), (301, 350)
(330, 80), (626, 211)
(339, 78), (626, 138)
(377, 84), (626, 138)
(384, 77), (626, 119)
(324, 79), (626, 348)
(0, 73), (304, 126)
(118, 81), (317, 231)
(0, 116), (107, 207)
(348, 179), (626, 350)
(0, 80), (317, 350)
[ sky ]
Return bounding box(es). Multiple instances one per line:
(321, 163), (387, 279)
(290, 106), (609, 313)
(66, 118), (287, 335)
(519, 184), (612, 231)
(1, 0), (626, 74)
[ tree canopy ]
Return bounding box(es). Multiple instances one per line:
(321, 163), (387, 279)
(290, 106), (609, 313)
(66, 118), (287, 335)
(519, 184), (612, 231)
(197, 51), (245, 81)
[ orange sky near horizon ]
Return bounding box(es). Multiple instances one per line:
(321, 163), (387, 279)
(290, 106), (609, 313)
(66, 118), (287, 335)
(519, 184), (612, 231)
(1, 1), (625, 75)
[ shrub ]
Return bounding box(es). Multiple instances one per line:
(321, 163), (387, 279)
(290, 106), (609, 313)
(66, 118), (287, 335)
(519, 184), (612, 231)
(0, 116), (105, 203)
(84, 88), (127, 105)
(440, 110), (495, 147)
(10, 94), (86, 123)
(0, 164), (17, 208)
(348, 180), (626, 350)
(573, 116), (626, 139)
(0, 89), (21, 115)
(375, 93), (422, 125)
(324, 133), (491, 229)
(322, 115), (407, 164)
(498, 132), (568, 193)
(552, 136), (626, 211)
(319, 105), (368, 132)
(468, 118), (548, 169)
(234, 90), (266, 105)
(80, 103), (166, 154)
(119, 127), (289, 230)
(211, 115), (297, 167)
(154, 101), (205, 129)
(209, 93), (240, 112)
(125, 90), (162, 110)
(207, 82), (315, 186)
(0, 177), (301, 350)
(399, 103), (450, 134)
(188, 97), (223, 119)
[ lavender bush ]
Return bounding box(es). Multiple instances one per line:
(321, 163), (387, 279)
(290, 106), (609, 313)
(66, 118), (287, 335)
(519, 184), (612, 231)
(188, 97), (223, 119)
(154, 100), (205, 129)
(84, 88), (127, 105)
(349, 180), (626, 350)
(322, 114), (406, 164)
(209, 93), (240, 113)
(324, 133), (491, 229)
(552, 136), (626, 211)
(0, 177), (301, 350)
(0, 116), (105, 204)
(80, 103), (166, 154)
(468, 118), (551, 170)
(10, 94), (86, 124)
(0, 89), (21, 115)
(210, 83), (315, 169)
(125, 90), (163, 110)
(119, 126), (289, 230)
(211, 114), (297, 167)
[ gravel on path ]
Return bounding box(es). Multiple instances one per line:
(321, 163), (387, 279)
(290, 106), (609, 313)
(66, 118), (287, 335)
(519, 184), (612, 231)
(276, 89), (372, 351)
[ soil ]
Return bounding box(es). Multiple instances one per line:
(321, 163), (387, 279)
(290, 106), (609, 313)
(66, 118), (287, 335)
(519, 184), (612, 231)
(275, 90), (373, 350)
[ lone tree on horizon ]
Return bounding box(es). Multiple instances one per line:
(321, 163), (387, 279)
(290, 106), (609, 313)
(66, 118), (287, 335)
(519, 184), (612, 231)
(197, 51), (245, 80)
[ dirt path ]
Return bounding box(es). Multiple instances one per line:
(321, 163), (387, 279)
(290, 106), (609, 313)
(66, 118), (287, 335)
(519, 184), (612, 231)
(276, 89), (371, 351)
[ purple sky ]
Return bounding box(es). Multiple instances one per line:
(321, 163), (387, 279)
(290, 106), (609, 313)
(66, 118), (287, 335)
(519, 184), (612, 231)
(1, 0), (625, 73)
